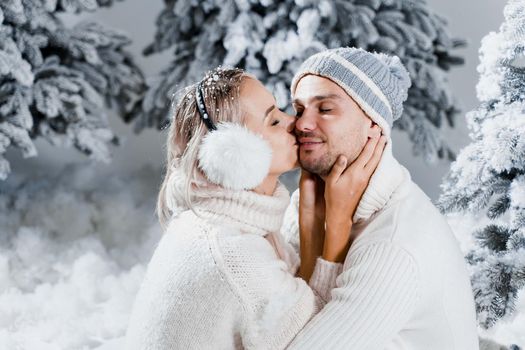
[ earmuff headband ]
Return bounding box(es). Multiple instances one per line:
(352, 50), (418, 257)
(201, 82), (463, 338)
(195, 83), (217, 131)
(194, 73), (272, 190)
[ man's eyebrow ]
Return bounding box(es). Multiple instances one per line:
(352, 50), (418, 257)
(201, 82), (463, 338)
(264, 105), (275, 119)
(293, 94), (341, 104)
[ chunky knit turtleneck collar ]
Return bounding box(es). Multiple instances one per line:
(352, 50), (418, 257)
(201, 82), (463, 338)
(352, 142), (411, 223)
(168, 168), (290, 236)
(192, 184), (290, 236)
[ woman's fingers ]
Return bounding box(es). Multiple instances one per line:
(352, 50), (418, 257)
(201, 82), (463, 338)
(300, 168), (314, 183)
(364, 136), (387, 173)
(314, 174), (325, 197)
(327, 155), (347, 183)
(300, 169), (316, 202)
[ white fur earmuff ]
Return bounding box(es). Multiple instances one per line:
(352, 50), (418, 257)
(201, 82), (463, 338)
(197, 122), (272, 190)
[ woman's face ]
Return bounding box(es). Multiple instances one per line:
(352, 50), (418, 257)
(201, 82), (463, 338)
(240, 78), (299, 176)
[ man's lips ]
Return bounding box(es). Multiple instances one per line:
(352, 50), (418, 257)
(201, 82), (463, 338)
(298, 137), (324, 143)
(297, 137), (324, 150)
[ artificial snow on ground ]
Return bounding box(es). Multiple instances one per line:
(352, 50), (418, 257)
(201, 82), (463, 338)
(0, 164), (161, 350)
(0, 164), (523, 349)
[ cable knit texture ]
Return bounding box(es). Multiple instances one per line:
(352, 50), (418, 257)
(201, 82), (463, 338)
(125, 170), (342, 350)
(282, 142), (479, 350)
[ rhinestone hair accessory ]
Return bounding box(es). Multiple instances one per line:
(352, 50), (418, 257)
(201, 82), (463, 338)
(195, 82), (216, 131)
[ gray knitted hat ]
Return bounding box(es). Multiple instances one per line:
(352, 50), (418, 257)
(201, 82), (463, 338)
(290, 47), (411, 137)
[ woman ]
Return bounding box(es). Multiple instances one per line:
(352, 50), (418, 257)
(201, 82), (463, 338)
(125, 67), (386, 349)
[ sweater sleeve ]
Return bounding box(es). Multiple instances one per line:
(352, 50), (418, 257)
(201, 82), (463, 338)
(278, 189), (342, 305)
(309, 257), (343, 304)
(287, 242), (420, 349)
(214, 231), (341, 350)
(274, 231), (343, 306)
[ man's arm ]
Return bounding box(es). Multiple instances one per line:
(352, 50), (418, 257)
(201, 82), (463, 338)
(287, 241), (420, 349)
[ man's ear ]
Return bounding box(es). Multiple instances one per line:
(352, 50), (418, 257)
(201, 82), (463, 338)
(367, 122), (382, 139)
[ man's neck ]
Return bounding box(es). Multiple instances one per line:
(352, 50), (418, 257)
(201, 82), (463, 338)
(352, 142), (409, 223)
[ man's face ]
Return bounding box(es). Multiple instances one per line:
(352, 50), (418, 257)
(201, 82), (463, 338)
(292, 75), (378, 177)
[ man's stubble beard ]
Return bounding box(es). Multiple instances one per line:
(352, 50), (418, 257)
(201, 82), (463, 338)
(296, 127), (366, 176)
(299, 150), (337, 177)
(299, 139), (363, 177)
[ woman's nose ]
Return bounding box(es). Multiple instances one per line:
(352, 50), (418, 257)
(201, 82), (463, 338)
(283, 113), (296, 133)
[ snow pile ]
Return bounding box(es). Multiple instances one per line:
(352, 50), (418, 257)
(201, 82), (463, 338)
(0, 164), (162, 350)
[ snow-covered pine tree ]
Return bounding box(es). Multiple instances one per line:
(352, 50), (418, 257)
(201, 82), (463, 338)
(0, 0), (146, 180)
(139, 0), (465, 162)
(439, 0), (525, 330)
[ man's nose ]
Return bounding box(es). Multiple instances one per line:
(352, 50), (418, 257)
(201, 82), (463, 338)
(295, 110), (317, 132)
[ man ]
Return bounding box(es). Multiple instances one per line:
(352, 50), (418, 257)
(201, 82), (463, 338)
(281, 47), (479, 349)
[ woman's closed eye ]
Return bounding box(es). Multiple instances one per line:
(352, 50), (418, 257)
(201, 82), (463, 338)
(271, 119), (280, 126)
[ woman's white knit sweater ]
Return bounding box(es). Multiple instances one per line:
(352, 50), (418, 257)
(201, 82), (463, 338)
(124, 177), (342, 350)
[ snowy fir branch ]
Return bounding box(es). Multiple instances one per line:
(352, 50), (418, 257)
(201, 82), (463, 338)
(0, 0), (146, 180)
(138, 0), (465, 162)
(54, 0), (124, 13)
(439, 0), (525, 330)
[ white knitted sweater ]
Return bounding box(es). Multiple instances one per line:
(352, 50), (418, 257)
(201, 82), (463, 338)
(282, 144), (480, 350)
(124, 175), (342, 350)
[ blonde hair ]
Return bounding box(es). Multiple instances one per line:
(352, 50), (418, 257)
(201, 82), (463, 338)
(156, 67), (249, 229)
